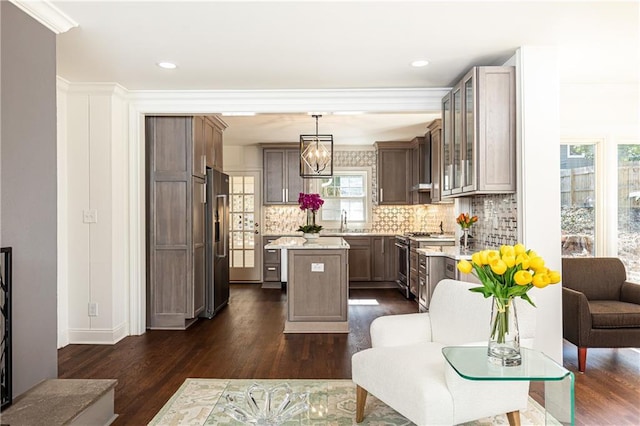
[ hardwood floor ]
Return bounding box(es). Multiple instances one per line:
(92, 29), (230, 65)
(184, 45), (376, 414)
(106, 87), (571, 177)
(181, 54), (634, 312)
(58, 284), (640, 425)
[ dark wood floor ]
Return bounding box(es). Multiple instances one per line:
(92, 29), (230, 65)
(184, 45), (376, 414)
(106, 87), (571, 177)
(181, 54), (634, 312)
(58, 284), (640, 425)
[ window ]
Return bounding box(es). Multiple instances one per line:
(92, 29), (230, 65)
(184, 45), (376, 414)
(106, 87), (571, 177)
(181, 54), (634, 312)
(560, 143), (596, 257)
(560, 140), (640, 281)
(314, 169), (370, 228)
(617, 144), (640, 281)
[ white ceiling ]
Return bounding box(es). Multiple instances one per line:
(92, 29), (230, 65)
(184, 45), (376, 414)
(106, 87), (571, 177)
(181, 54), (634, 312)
(50, 0), (639, 145)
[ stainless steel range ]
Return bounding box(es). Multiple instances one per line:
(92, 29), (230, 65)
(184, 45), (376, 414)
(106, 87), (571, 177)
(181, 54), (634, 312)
(395, 232), (455, 299)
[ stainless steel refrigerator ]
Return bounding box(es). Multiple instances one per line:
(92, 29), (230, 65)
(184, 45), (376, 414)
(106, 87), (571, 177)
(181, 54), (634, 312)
(201, 168), (230, 318)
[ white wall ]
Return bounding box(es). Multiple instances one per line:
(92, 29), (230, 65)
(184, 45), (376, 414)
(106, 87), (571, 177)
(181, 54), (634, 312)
(59, 82), (129, 345)
(516, 46), (563, 362)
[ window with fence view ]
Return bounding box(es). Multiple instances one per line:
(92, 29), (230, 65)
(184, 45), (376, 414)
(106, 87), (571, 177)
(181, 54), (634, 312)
(560, 143), (640, 282)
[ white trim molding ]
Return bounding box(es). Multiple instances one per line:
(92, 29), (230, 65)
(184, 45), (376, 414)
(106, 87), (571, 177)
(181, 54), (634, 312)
(68, 322), (128, 345)
(9, 0), (78, 34)
(128, 88), (450, 114)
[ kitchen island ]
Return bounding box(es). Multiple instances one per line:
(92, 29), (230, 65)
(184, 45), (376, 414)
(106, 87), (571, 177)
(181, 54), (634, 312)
(265, 236), (350, 333)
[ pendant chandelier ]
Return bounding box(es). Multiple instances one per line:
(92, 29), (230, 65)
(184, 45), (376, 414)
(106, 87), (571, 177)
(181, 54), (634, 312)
(299, 115), (333, 178)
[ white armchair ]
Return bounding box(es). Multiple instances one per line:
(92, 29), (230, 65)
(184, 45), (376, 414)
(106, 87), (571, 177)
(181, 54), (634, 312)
(351, 279), (536, 426)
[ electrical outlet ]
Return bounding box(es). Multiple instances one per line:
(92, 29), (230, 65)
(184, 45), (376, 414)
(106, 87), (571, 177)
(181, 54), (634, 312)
(83, 209), (98, 223)
(88, 302), (98, 317)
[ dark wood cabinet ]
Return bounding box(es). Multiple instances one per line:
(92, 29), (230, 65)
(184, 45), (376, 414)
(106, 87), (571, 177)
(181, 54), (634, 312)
(203, 116), (225, 172)
(441, 66), (516, 198)
(146, 116), (224, 329)
(427, 119), (448, 203)
(371, 236), (396, 281)
(263, 148), (304, 205)
(410, 136), (432, 205)
(343, 236), (372, 281)
(375, 141), (413, 205)
(262, 236), (282, 286)
(192, 177), (206, 318)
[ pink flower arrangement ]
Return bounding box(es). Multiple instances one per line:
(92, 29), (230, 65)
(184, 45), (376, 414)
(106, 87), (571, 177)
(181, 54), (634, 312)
(298, 193), (324, 212)
(298, 193), (324, 233)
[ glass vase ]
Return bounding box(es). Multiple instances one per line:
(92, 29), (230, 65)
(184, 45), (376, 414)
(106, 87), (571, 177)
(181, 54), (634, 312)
(488, 296), (522, 366)
(462, 228), (469, 251)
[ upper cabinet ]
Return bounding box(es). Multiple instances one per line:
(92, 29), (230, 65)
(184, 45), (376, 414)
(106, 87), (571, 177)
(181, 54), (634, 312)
(193, 116), (227, 177)
(203, 116), (226, 172)
(263, 147), (304, 205)
(375, 141), (413, 205)
(441, 66), (516, 198)
(427, 119), (450, 204)
(410, 135), (432, 205)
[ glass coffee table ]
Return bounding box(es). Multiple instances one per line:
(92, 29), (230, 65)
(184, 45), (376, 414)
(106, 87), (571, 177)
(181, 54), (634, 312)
(442, 346), (574, 425)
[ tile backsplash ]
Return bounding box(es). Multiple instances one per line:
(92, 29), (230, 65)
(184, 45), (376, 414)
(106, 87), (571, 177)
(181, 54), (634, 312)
(262, 203), (455, 235)
(469, 193), (518, 248)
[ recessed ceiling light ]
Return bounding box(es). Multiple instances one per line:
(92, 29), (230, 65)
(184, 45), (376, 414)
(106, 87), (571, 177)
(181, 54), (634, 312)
(411, 60), (430, 67)
(157, 61), (177, 69)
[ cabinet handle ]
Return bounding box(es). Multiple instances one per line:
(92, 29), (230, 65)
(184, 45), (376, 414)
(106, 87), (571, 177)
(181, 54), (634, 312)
(382, 239), (385, 254)
(285, 188), (289, 201)
(282, 188), (285, 202)
(202, 183), (207, 204)
(267, 249), (276, 253)
(267, 267), (276, 271)
(380, 188), (384, 202)
(202, 155), (207, 174)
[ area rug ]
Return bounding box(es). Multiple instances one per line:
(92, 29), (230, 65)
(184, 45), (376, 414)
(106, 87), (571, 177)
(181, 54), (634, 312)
(149, 379), (552, 425)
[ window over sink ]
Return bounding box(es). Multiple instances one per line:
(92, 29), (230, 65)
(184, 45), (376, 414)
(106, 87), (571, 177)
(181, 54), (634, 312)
(312, 168), (371, 229)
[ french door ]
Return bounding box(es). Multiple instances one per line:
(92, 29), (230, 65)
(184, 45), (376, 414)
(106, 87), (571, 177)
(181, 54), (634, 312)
(228, 171), (262, 282)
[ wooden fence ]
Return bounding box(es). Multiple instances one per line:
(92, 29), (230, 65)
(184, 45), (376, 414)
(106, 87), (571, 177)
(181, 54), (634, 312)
(561, 162), (640, 207)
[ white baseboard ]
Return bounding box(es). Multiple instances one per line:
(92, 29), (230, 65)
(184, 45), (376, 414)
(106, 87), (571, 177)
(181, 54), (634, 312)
(68, 322), (128, 345)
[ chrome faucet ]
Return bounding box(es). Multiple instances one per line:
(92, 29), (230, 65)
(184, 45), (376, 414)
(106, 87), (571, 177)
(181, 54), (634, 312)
(340, 210), (348, 232)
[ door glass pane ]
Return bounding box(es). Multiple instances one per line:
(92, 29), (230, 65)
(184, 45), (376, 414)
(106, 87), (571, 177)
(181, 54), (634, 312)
(232, 195), (243, 212)
(232, 176), (243, 194)
(560, 144), (596, 257)
(232, 250), (244, 268)
(245, 251), (255, 268)
(244, 195), (254, 212)
(618, 144), (640, 281)
(232, 213), (244, 231)
(244, 176), (254, 194)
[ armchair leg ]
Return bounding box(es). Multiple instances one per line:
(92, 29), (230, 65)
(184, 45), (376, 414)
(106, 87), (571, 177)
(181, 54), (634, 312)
(506, 410), (521, 426)
(578, 347), (587, 372)
(356, 385), (368, 423)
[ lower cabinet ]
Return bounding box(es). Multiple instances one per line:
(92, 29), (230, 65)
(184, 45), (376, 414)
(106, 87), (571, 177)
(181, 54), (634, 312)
(444, 257), (480, 283)
(419, 254), (446, 312)
(343, 237), (372, 281)
(263, 236), (282, 286)
(343, 236), (396, 284)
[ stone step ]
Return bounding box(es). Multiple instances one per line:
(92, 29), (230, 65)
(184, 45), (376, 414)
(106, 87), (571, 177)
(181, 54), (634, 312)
(1, 379), (117, 425)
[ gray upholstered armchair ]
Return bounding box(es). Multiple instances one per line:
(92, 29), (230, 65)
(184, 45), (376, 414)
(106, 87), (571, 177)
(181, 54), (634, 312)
(562, 257), (640, 372)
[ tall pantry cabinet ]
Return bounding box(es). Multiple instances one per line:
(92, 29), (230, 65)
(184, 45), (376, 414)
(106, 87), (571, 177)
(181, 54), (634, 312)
(146, 115), (226, 329)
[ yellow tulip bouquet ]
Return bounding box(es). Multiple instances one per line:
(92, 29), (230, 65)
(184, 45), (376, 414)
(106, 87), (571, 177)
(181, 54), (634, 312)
(457, 244), (561, 365)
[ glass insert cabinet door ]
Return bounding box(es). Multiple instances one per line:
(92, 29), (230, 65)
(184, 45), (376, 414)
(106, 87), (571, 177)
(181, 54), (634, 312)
(229, 172), (261, 282)
(442, 92), (453, 195)
(452, 86), (462, 193)
(442, 346), (575, 425)
(463, 75), (475, 191)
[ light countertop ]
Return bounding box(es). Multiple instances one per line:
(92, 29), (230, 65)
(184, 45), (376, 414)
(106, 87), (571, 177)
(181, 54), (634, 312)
(265, 236), (350, 249)
(416, 246), (473, 260)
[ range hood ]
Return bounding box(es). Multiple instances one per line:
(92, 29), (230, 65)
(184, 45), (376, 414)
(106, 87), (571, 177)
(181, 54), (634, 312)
(412, 183), (432, 192)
